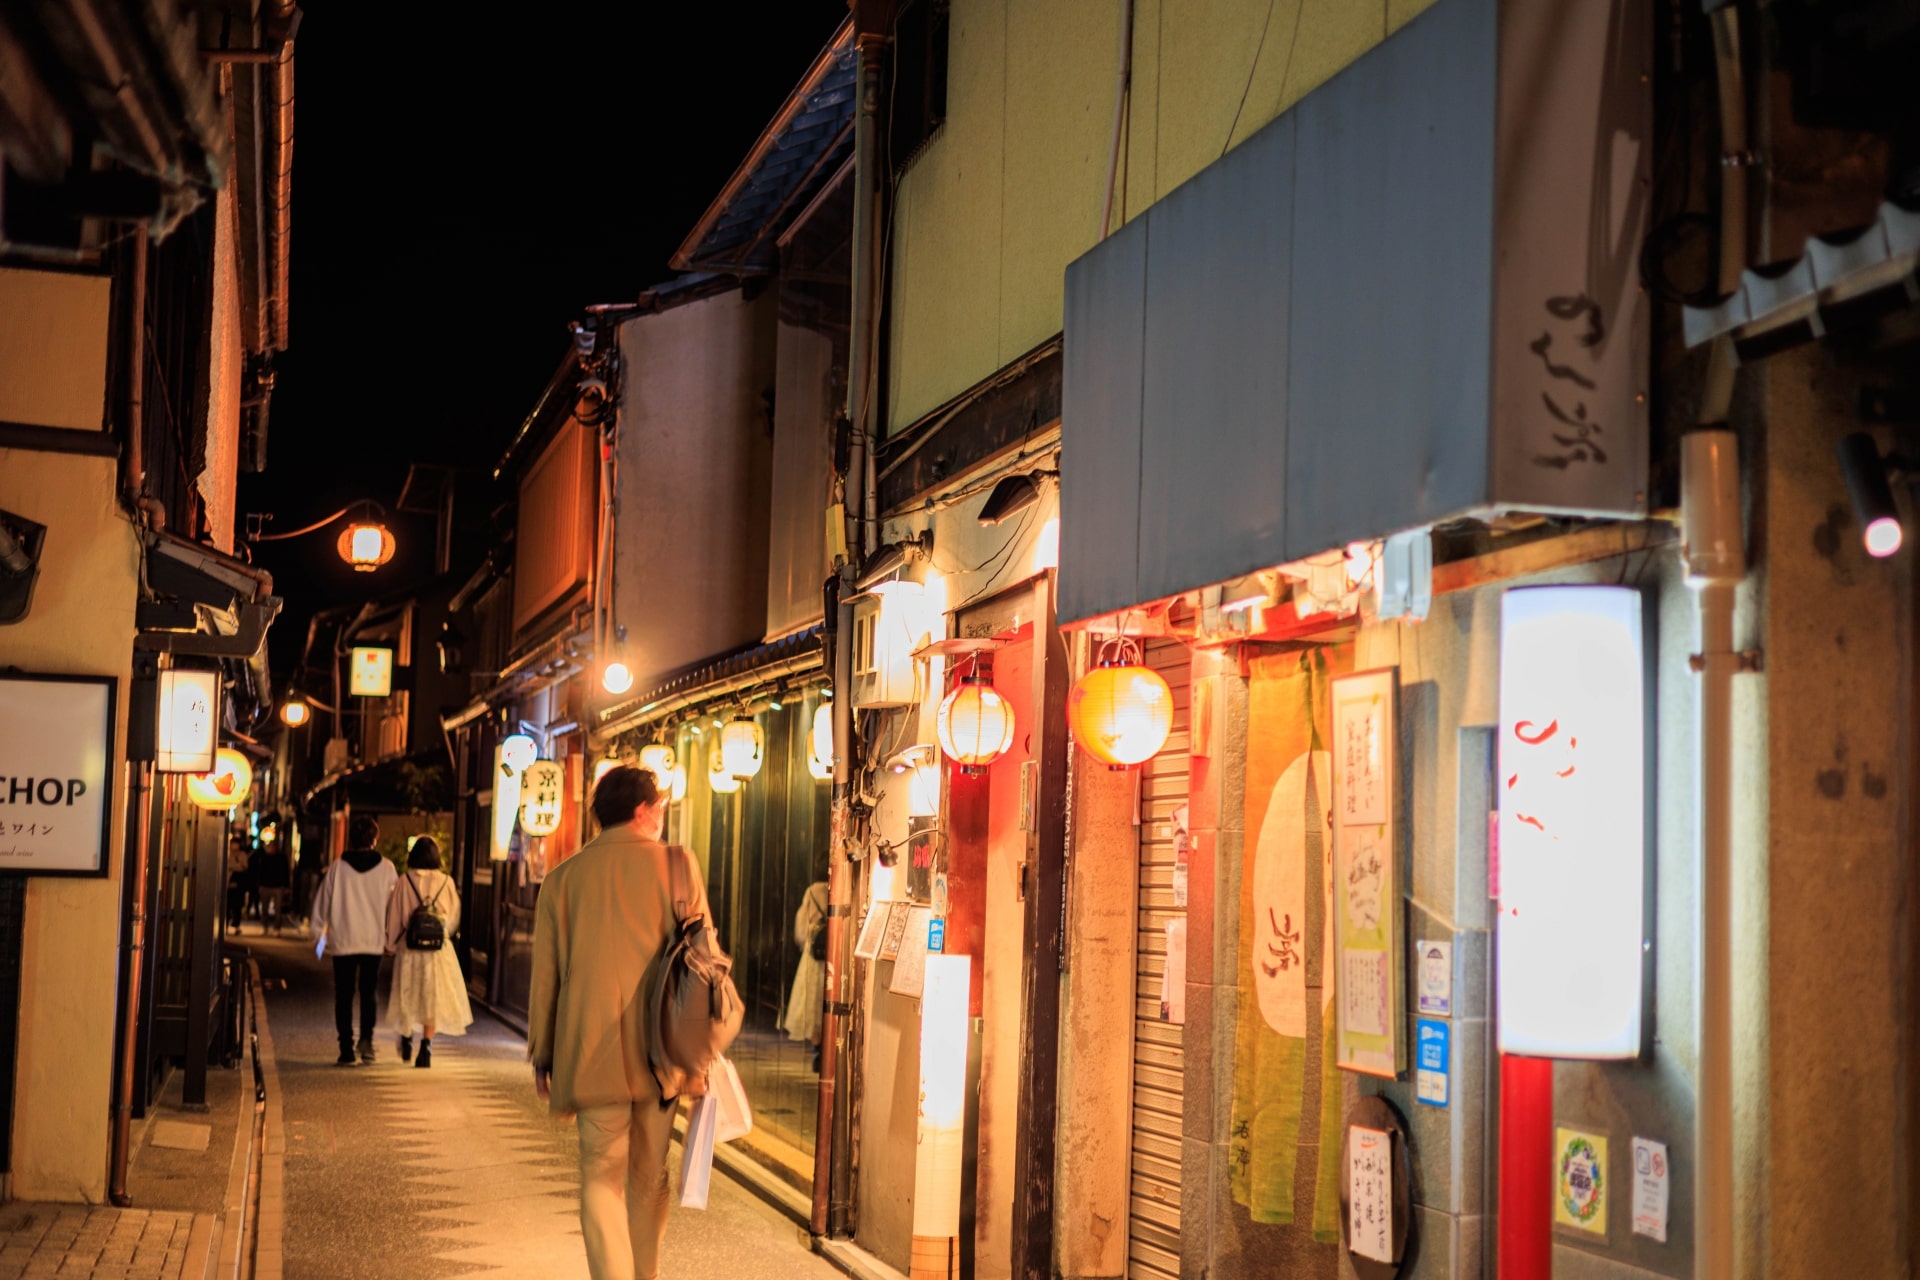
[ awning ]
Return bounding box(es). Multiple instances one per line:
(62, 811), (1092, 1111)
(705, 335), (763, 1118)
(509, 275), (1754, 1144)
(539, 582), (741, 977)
(1056, 0), (1651, 626)
(594, 626), (826, 742)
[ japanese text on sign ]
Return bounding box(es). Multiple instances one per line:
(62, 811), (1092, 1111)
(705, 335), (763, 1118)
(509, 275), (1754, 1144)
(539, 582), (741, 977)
(1348, 1126), (1393, 1263)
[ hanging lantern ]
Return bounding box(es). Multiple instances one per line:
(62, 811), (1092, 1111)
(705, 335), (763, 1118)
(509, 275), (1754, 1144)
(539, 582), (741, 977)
(720, 716), (764, 780)
(602, 660), (634, 695)
(592, 756), (622, 789)
(336, 521), (396, 572)
(500, 733), (539, 775)
(707, 738), (740, 794)
(518, 760), (566, 837)
(279, 697), (310, 728)
(1069, 637), (1173, 770)
(808, 750), (832, 782)
(669, 764), (688, 802)
(935, 672), (1016, 774)
(186, 747), (254, 811)
(639, 743), (676, 791)
(810, 702), (834, 769)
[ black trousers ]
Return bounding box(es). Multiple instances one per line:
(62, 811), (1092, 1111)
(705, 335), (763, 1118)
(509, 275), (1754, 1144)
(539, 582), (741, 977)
(332, 954), (381, 1049)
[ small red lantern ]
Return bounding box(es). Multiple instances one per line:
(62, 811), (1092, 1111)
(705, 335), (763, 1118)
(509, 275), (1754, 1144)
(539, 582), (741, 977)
(935, 673), (1016, 774)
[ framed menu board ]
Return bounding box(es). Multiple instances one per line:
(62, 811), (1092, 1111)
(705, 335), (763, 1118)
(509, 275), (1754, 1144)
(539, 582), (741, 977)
(1330, 666), (1402, 1076)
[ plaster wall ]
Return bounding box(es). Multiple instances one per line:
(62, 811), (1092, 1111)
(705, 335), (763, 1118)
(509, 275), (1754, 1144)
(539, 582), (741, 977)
(886, 0), (1440, 433)
(0, 450), (139, 1204)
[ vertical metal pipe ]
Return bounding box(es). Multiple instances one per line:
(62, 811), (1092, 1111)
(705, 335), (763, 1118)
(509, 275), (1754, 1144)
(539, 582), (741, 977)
(123, 226), (148, 512)
(1683, 425), (1743, 1280)
(108, 762), (154, 1206)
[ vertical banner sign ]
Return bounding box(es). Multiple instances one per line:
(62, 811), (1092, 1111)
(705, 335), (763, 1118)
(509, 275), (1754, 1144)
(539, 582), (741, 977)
(913, 955), (971, 1238)
(1347, 1126), (1393, 1263)
(518, 760), (566, 837)
(1497, 586), (1646, 1058)
(0, 673), (115, 875)
(1332, 667), (1401, 1077)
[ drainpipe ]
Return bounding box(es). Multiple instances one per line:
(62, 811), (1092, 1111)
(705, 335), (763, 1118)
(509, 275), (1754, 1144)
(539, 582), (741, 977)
(107, 759), (154, 1206)
(816, 20), (887, 1242)
(1692, 7), (1750, 1274)
(123, 226), (148, 515)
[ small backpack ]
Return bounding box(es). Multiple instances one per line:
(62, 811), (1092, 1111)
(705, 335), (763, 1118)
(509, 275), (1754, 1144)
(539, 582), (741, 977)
(404, 874), (447, 952)
(646, 846), (743, 1101)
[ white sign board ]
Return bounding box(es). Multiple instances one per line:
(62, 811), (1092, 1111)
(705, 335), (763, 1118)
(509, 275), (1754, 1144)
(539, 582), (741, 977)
(1348, 1125), (1393, 1263)
(0, 674), (115, 875)
(1631, 1136), (1670, 1242)
(1497, 586), (1646, 1058)
(349, 646), (393, 698)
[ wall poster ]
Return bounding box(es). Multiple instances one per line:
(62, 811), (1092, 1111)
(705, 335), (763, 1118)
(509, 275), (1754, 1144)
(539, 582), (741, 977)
(1332, 667), (1402, 1077)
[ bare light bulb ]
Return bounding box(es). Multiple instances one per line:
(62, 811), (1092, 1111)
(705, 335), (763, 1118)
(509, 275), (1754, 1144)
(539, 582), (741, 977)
(1866, 516), (1903, 559)
(602, 661), (634, 694)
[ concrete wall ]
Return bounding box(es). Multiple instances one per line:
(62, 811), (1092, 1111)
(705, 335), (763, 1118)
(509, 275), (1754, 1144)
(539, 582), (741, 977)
(611, 288), (776, 690)
(885, 0), (1441, 434)
(0, 449), (140, 1203)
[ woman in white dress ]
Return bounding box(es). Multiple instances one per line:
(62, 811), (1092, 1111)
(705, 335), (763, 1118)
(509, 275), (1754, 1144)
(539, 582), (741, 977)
(383, 838), (473, 1067)
(781, 878), (829, 1071)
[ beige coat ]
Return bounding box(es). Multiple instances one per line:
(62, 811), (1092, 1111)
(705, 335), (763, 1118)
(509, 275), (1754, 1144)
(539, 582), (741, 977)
(527, 826), (711, 1115)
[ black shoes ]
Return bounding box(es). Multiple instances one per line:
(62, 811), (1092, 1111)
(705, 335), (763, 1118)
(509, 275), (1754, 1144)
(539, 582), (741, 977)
(358, 1038), (375, 1064)
(399, 1036), (413, 1063)
(415, 1042), (432, 1069)
(336, 1048), (357, 1066)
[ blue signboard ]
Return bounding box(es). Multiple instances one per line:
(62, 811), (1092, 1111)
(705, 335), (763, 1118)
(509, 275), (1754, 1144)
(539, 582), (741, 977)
(928, 917), (946, 954)
(1416, 1018), (1450, 1107)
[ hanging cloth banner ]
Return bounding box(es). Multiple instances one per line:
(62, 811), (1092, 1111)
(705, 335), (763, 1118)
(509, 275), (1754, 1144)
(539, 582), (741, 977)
(1229, 645), (1350, 1226)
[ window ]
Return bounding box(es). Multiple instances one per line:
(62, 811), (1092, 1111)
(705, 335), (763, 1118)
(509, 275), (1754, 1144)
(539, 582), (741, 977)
(890, 0), (950, 172)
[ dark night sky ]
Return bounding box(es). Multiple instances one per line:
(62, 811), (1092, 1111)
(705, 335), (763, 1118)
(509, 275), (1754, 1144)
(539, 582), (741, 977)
(237, 3), (849, 685)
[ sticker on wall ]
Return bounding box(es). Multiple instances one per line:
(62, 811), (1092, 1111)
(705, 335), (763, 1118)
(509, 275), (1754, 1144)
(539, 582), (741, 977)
(1171, 802), (1190, 908)
(1631, 1137), (1670, 1242)
(1554, 1127), (1610, 1238)
(1414, 1019), (1449, 1107)
(1161, 918), (1187, 1025)
(1331, 667), (1401, 1077)
(1416, 940), (1452, 1017)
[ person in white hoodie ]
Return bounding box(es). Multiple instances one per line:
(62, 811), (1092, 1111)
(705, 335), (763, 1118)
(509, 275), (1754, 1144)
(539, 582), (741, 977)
(312, 815), (398, 1065)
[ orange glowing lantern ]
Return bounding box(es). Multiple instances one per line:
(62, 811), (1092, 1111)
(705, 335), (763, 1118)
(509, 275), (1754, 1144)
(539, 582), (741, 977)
(1069, 638), (1173, 769)
(336, 521), (396, 572)
(935, 673), (1016, 774)
(186, 747), (254, 811)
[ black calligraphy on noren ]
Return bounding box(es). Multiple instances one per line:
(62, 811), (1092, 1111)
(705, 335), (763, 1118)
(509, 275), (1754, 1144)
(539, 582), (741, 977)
(1530, 293), (1608, 470)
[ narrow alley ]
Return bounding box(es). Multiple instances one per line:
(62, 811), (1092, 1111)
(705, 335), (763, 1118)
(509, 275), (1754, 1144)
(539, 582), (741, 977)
(249, 933), (838, 1280)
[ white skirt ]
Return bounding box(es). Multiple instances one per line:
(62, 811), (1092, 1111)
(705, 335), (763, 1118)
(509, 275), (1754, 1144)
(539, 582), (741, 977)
(781, 950), (825, 1044)
(387, 946), (474, 1037)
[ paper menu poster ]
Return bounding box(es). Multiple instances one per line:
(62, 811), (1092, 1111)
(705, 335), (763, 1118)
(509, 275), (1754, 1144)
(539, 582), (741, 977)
(853, 900), (890, 960)
(1348, 1125), (1393, 1263)
(877, 900), (912, 962)
(1331, 666), (1401, 1077)
(888, 906), (932, 998)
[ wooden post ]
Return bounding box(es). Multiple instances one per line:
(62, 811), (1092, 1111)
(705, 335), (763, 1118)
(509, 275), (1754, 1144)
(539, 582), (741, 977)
(1009, 575), (1068, 1278)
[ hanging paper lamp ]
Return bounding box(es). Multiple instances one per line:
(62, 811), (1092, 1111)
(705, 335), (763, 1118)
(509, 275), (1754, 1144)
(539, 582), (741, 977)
(720, 716), (764, 780)
(708, 739), (740, 794)
(1069, 639), (1173, 769)
(808, 751), (832, 781)
(336, 520), (396, 572)
(639, 742), (676, 791)
(669, 764), (688, 802)
(810, 703), (834, 767)
(935, 673), (1016, 774)
(186, 747), (254, 810)
(500, 733), (539, 774)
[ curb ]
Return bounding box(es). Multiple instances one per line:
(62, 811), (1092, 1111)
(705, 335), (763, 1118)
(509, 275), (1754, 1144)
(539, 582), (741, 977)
(212, 961), (285, 1280)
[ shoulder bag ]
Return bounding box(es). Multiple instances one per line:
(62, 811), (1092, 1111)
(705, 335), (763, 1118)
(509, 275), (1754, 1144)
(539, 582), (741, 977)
(646, 846), (743, 1101)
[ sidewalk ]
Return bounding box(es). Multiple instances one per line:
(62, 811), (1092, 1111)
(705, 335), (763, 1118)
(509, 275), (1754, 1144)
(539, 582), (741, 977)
(0, 1204), (215, 1280)
(249, 932), (842, 1280)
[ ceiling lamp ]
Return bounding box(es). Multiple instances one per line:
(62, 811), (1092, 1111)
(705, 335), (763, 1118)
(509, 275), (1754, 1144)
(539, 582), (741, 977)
(708, 739), (740, 794)
(279, 696), (310, 728)
(336, 520), (396, 572)
(186, 747), (254, 811)
(935, 671), (1016, 774)
(1069, 637), (1173, 770)
(639, 742), (676, 791)
(720, 716), (764, 780)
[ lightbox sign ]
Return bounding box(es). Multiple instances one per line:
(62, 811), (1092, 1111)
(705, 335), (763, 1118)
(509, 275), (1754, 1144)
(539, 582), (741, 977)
(518, 760), (565, 838)
(349, 646), (394, 698)
(1497, 586), (1646, 1059)
(156, 668), (219, 773)
(0, 673), (115, 876)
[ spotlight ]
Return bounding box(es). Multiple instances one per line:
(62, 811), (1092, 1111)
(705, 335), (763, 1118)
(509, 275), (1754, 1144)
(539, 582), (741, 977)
(1838, 432), (1903, 559)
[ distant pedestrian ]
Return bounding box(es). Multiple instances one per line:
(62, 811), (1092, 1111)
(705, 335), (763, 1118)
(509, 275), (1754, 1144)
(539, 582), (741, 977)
(529, 766), (714, 1280)
(312, 815), (398, 1065)
(782, 873), (828, 1072)
(383, 837), (472, 1068)
(225, 835), (251, 931)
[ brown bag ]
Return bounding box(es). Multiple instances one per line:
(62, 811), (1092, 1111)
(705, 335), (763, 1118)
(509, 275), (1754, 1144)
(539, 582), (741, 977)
(646, 845), (744, 1101)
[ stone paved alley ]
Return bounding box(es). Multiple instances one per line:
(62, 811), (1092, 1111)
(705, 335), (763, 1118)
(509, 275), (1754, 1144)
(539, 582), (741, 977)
(251, 933), (841, 1280)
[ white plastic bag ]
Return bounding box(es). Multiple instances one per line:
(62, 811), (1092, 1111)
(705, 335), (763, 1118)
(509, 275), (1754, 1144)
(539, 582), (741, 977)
(712, 1056), (753, 1144)
(679, 1094), (718, 1210)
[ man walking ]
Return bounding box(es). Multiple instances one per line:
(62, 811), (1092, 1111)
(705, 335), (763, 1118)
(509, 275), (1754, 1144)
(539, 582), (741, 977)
(530, 766), (710, 1280)
(312, 814), (398, 1065)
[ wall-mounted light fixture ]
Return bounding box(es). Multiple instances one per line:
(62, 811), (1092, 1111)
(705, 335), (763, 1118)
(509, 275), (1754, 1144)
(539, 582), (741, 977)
(156, 668), (220, 774)
(1838, 431), (1907, 558)
(602, 624), (635, 694)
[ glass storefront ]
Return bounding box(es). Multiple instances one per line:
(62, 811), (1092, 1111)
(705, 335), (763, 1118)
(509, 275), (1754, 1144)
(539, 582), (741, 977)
(671, 689), (830, 1160)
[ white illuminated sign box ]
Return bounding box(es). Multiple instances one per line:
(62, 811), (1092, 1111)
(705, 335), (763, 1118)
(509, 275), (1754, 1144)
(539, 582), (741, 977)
(1497, 585), (1648, 1059)
(0, 673), (115, 876)
(156, 668), (220, 774)
(349, 646), (394, 698)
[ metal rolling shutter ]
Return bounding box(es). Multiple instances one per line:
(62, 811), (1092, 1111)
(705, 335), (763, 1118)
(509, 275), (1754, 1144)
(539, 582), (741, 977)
(1128, 638), (1191, 1280)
